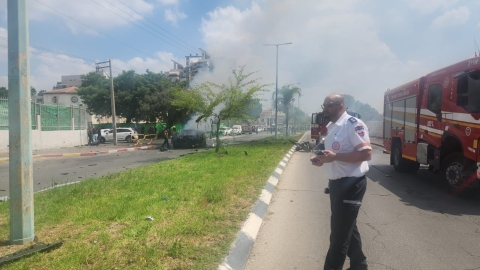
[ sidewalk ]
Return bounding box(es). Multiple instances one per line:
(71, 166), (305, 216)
(370, 136), (384, 148)
(0, 140), (164, 163)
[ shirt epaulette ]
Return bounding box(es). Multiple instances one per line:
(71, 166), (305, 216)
(348, 117), (357, 124)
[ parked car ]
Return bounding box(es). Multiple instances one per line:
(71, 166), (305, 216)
(231, 125), (242, 135)
(104, 128), (138, 142)
(224, 128), (233, 136)
(219, 127), (230, 136)
(172, 129), (207, 149)
(98, 129), (110, 143)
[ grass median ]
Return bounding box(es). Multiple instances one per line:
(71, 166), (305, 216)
(0, 137), (296, 269)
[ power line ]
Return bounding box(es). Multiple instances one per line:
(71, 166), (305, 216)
(0, 43), (123, 75)
(117, 0), (198, 52)
(97, 0), (197, 53)
(35, 0), (156, 59)
(0, 37), (97, 63)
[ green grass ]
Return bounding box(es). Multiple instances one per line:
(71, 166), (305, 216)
(0, 137), (295, 269)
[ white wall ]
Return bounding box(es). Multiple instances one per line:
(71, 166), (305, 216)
(0, 129), (87, 151)
(43, 93), (81, 106)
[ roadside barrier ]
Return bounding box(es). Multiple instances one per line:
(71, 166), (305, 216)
(134, 134), (157, 147)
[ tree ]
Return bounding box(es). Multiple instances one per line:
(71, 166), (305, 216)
(174, 66), (268, 153)
(244, 99), (262, 119)
(38, 90), (47, 96)
(139, 84), (193, 128)
(77, 72), (112, 117)
(0, 87), (42, 99)
(273, 84), (301, 136)
(77, 70), (193, 125)
(0, 87), (7, 98)
(343, 94), (382, 121)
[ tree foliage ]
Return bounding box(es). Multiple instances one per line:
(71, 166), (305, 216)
(77, 72), (112, 117)
(343, 94), (382, 121)
(174, 66), (268, 152)
(244, 99), (263, 119)
(0, 86), (39, 98)
(272, 84), (301, 136)
(77, 70), (193, 126)
(0, 87), (7, 98)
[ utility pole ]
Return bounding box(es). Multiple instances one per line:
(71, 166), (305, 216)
(8, 0), (35, 244)
(264, 42), (292, 139)
(96, 60), (117, 145)
(298, 94), (300, 131)
(292, 105), (294, 135)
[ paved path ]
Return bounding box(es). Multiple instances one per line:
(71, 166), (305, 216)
(244, 140), (480, 270)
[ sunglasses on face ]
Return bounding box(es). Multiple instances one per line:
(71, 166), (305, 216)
(321, 103), (341, 109)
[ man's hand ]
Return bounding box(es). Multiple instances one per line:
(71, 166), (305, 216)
(317, 150), (336, 163)
(310, 156), (324, 167)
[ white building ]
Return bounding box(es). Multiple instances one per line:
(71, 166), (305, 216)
(42, 86), (82, 106)
(258, 109), (285, 127)
(53, 71), (109, 89)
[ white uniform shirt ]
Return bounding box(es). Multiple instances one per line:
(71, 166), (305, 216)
(323, 111), (372, 180)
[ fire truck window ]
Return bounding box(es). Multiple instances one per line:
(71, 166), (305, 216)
(466, 72), (480, 113)
(427, 84), (442, 114)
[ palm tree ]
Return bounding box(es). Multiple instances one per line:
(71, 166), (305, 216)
(272, 84), (301, 136)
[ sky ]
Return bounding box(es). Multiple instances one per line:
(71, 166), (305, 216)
(1, 0), (480, 114)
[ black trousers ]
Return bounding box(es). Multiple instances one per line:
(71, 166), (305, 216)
(324, 176), (367, 270)
(161, 138), (170, 149)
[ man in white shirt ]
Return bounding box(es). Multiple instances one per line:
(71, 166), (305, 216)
(311, 93), (372, 270)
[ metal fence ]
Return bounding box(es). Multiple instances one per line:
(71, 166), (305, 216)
(0, 98), (88, 131)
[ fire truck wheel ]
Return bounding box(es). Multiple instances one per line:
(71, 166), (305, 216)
(441, 152), (465, 190)
(392, 142), (413, 173)
(391, 143), (408, 172)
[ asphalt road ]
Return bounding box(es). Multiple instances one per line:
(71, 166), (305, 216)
(0, 131), (278, 197)
(245, 144), (480, 270)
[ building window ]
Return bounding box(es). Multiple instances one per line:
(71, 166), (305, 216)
(52, 96), (58, 103)
(71, 96), (79, 103)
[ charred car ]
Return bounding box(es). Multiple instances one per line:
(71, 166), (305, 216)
(172, 129), (207, 149)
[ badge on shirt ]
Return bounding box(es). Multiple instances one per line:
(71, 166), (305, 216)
(332, 142), (340, 150)
(355, 125), (365, 137)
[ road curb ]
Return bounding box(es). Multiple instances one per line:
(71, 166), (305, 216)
(219, 146), (296, 270)
(0, 145), (157, 163)
(371, 142), (384, 148)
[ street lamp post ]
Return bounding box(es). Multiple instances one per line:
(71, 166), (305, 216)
(289, 83), (301, 135)
(264, 42), (292, 139)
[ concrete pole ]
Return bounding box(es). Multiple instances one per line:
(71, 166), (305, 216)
(109, 59), (117, 145)
(292, 105), (294, 135)
(8, 0), (35, 245)
(264, 42), (291, 139)
(274, 46), (278, 139)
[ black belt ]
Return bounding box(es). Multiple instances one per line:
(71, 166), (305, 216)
(325, 175), (365, 194)
(329, 175), (365, 181)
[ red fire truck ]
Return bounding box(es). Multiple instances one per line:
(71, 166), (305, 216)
(383, 56), (480, 192)
(311, 111), (361, 146)
(241, 124), (252, 134)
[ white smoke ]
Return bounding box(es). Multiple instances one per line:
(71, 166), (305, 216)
(199, 0), (431, 114)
